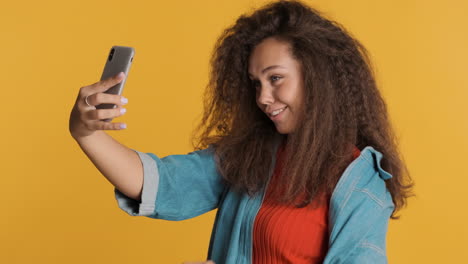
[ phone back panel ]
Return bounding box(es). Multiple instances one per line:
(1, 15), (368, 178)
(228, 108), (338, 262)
(97, 46), (134, 113)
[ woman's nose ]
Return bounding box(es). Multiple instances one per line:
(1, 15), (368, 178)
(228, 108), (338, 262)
(257, 86), (274, 106)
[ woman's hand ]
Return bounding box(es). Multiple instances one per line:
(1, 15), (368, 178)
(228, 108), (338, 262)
(69, 72), (128, 139)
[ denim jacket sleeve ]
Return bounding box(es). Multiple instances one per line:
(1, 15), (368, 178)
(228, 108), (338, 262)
(114, 146), (226, 221)
(324, 146), (395, 264)
(345, 204), (394, 263)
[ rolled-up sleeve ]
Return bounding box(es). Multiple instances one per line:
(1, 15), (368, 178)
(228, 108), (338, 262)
(114, 149), (159, 216)
(114, 146), (225, 221)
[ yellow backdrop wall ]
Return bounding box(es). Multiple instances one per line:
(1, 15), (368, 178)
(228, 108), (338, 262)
(1, 0), (466, 263)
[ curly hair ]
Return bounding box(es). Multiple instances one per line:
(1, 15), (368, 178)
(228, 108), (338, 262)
(192, 0), (414, 219)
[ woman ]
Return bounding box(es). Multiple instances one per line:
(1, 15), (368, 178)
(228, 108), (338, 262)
(69, 0), (413, 263)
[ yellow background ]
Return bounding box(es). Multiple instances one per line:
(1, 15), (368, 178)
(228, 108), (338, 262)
(1, 0), (466, 263)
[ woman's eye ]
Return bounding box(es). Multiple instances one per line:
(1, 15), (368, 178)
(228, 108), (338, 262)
(270, 76), (282, 82)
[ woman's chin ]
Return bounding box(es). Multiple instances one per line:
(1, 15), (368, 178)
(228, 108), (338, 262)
(275, 125), (292, 134)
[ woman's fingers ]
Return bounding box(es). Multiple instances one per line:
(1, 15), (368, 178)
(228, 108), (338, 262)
(85, 106), (127, 121)
(80, 106), (127, 131)
(80, 72), (127, 107)
(81, 113), (127, 131)
(70, 73), (129, 139)
(91, 120), (127, 131)
(79, 92), (129, 131)
(83, 92), (128, 108)
(86, 72), (125, 94)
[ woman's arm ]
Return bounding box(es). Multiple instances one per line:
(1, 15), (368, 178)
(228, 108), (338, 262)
(73, 131), (143, 201)
(69, 72), (143, 201)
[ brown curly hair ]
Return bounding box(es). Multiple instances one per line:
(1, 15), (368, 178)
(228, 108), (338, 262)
(192, 0), (414, 219)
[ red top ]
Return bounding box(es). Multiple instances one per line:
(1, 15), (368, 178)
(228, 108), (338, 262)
(252, 145), (361, 264)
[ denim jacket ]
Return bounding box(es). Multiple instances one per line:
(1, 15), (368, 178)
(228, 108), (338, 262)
(115, 143), (394, 264)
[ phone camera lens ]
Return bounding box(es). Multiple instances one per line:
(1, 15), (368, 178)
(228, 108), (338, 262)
(108, 48), (115, 61)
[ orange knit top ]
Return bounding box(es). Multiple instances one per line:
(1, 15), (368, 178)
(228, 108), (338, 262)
(252, 144), (361, 264)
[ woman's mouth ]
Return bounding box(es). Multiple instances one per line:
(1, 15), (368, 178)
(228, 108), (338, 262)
(269, 106), (287, 120)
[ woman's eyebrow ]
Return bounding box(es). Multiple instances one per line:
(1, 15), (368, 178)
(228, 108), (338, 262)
(248, 65), (286, 78)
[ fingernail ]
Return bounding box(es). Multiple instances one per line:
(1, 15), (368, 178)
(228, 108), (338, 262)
(120, 108), (127, 114)
(121, 97), (128, 104)
(117, 72), (124, 78)
(120, 123), (127, 129)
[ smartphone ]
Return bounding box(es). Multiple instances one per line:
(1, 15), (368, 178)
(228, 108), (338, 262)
(97, 45), (135, 122)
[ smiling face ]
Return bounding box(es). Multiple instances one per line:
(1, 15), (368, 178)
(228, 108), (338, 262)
(248, 37), (305, 134)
